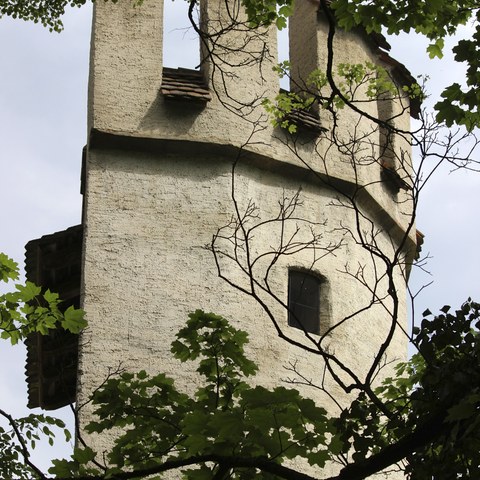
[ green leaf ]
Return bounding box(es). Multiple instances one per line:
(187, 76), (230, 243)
(446, 394), (480, 422)
(43, 289), (60, 304)
(16, 282), (41, 303)
(63, 305), (87, 333)
(427, 38), (445, 59)
(440, 305), (451, 314)
(307, 449), (330, 467)
(0, 253), (19, 282)
(73, 446), (96, 464)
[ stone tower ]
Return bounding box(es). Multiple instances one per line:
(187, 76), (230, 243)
(27, 0), (419, 474)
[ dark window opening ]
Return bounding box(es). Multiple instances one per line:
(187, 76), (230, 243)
(288, 270), (321, 334)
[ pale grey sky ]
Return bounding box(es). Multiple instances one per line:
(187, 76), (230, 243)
(0, 3), (479, 472)
(0, 6), (91, 468)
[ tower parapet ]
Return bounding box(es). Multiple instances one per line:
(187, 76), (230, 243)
(88, 0), (278, 148)
(88, 0), (416, 236)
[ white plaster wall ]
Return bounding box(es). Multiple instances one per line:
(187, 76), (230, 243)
(78, 147), (408, 473)
(79, 1), (414, 476)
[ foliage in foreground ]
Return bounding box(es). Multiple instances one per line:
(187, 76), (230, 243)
(1, 249), (480, 479)
(47, 305), (479, 480)
(0, 253), (86, 344)
(50, 310), (335, 479)
(0, 253), (84, 479)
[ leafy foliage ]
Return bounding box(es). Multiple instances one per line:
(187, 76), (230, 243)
(50, 310), (335, 479)
(0, 252), (85, 479)
(0, 0), (89, 31)
(263, 60), (410, 132)
(435, 10), (480, 131)
(406, 301), (480, 479)
(323, 0), (480, 130)
(241, 0), (293, 30)
(262, 89), (315, 133)
(0, 270), (478, 478)
(241, 0), (480, 130)
(0, 411), (71, 480)
(0, 254), (86, 344)
(42, 304), (480, 479)
(338, 300), (480, 480)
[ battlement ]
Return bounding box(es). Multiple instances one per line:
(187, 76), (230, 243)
(88, 0), (415, 245)
(89, 0), (415, 140)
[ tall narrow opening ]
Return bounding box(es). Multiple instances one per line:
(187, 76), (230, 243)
(163, 0), (201, 69)
(377, 93), (412, 192)
(277, 19), (290, 91)
(378, 95), (396, 169)
(288, 270), (322, 334)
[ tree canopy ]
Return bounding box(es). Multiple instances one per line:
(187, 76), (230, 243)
(0, 253), (86, 344)
(48, 304), (480, 480)
(1, 248), (479, 478)
(0, 254), (85, 479)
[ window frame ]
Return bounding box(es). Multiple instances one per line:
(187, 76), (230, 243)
(287, 269), (324, 335)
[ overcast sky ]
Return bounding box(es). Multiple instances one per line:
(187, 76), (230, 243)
(0, 3), (479, 472)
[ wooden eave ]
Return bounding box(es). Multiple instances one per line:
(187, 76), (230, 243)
(286, 108), (326, 135)
(161, 67), (212, 103)
(24, 224), (83, 410)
